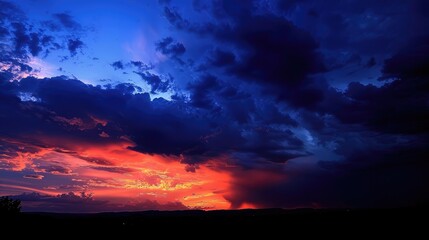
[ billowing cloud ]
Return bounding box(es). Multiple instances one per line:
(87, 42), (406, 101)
(156, 37), (186, 58)
(67, 39), (84, 56)
(111, 61), (124, 70)
(134, 71), (171, 93)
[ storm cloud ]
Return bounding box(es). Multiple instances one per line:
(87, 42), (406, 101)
(1, 0), (428, 210)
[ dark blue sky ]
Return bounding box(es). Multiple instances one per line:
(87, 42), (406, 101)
(0, 0), (428, 211)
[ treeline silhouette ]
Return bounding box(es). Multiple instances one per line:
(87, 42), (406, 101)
(0, 196), (21, 217)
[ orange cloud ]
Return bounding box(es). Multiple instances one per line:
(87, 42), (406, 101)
(73, 146), (233, 209)
(2, 137), (233, 210)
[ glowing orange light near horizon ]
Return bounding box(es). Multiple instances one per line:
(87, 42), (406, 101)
(0, 137), (233, 210)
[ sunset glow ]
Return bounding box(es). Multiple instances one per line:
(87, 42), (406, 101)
(1, 136), (234, 209)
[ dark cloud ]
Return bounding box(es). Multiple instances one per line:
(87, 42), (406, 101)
(210, 0), (255, 20)
(111, 60), (124, 70)
(365, 57), (376, 68)
(241, 127), (305, 164)
(0, 0), (87, 66)
(192, 0), (209, 12)
(325, 39), (429, 134)
(155, 37), (186, 62)
(225, 130), (429, 208)
(0, 78), (109, 142)
(382, 37), (429, 79)
(275, 0), (429, 56)
(36, 165), (73, 175)
(23, 174), (44, 180)
(134, 71), (171, 93)
(225, 15), (325, 88)
(28, 33), (42, 56)
(225, 35), (427, 208)
(2, 72), (307, 167)
(188, 74), (220, 109)
(11, 22), (30, 56)
(208, 48), (235, 67)
(0, 0), (23, 28)
(130, 61), (153, 71)
(67, 38), (83, 56)
(277, 0), (307, 12)
(0, 75), (206, 165)
(187, 74), (255, 123)
(110, 61), (153, 72)
(0, 26), (8, 37)
(10, 192), (188, 212)
(256, 105), (298, 127)
(165, 2), (327, 109)
(164, 7), (190, 30)
(172, 0), (429, 208)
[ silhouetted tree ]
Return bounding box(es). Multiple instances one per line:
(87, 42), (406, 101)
(0, 196), (21, 216)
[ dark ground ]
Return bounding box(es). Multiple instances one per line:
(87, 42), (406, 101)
(2, 208), (428, 235)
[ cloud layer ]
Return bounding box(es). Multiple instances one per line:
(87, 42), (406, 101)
(1, 0), (429, 210)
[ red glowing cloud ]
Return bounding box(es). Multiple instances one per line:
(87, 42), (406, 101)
(0, 136), (233, 210)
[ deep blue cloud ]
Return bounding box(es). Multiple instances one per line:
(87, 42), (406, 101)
(229, 139), (429, 208)
(164, 7), (190, 30)
(156, 37), (186, 57)
(208, 48), (235, 67)
(130, 61), (153, 71)
(134, 71), (171, 93)
(155, 37), (186, 64)
(164, 1), (327, 109)
(159, 0), (429, 208)
(226, 15), (325, 87)
(0, 1), (86, 60)
(0, 71), (308, 168)
(111, 60), (124, 70)
(324, 39), (429, 134)
(188, 74), (221, 109)
(382, 37), (429, 80)
(67, 38), (84, 56)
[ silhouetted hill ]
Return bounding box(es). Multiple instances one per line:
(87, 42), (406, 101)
(2, 208), (427, 235)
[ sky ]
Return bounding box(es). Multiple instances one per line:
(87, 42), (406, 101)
(0, 0), (428, 212)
